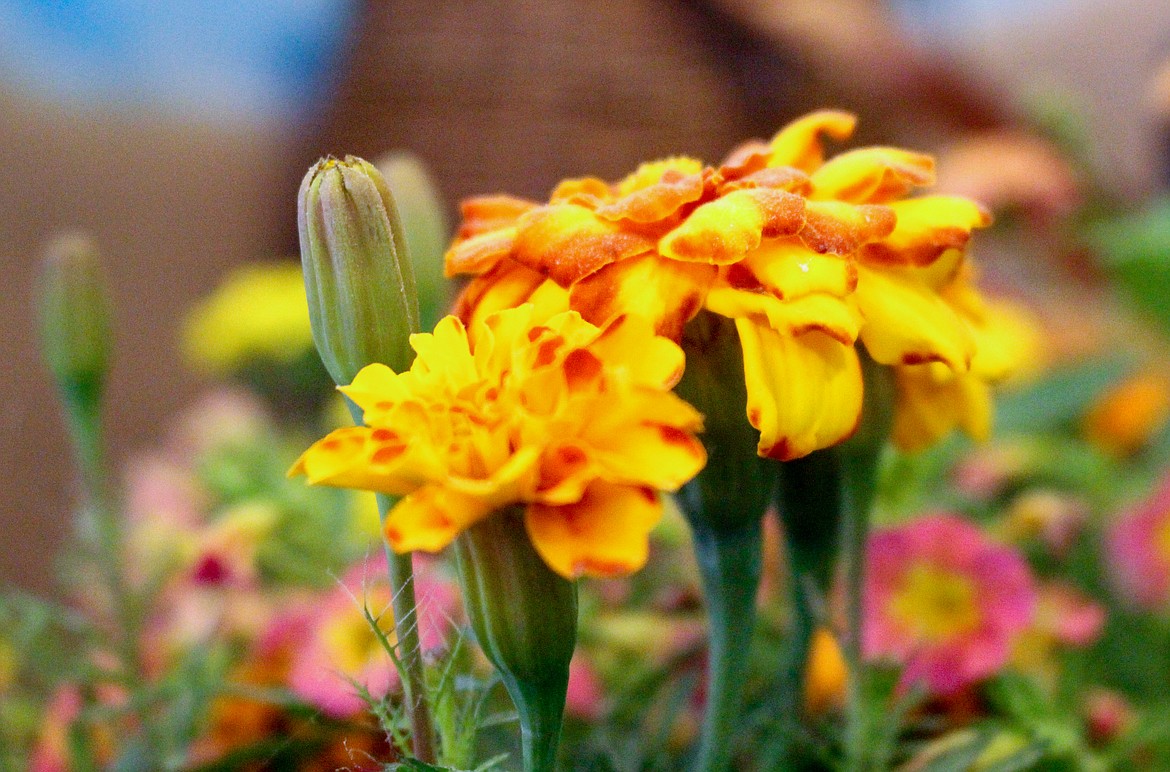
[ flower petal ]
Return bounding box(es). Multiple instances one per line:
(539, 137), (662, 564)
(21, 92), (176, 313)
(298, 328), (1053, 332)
(589, 313), (687, 388)
(855, 263), (974, 370)
(797, 200), (896, 255)
(584, 418), (707, 491)
(737, 239), (857, 300)
(596, 170), (706, 223)
(525, 481), (663, 579)
(860, 196), (991, 266)
(809, 146), (935, 203)
(454, 261), (549, 330)
(290, 426), (433, 495)
(736, 318), (863, 460)
(767, 110), (858, 172)
(444, 227), (517, 276)
(511, 204), (656, 285)
(893, 364), (992, 452)
(569, 253), (715, 339)
(455, 195), (540, 238)
(659, 188), (805, 264)
(384, 485), (494, 553)
(706, 287), (862, 344)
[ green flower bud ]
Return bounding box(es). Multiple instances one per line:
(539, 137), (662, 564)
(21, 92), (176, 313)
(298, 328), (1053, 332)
(297, 156), (421, 386)
(374, 152), (451, 331)
(38, 232), (112, 410)
(454, 507), (577, 772)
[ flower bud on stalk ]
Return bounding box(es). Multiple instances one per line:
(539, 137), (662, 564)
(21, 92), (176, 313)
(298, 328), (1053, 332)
(38, 233), (112, 493)
(298, 156), (420, 385)
(298, 156), (435, 762)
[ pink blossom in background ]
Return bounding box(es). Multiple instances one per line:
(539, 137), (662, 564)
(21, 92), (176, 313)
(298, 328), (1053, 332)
(864, 514), (1037, 695)
(1107, 475), (1170, 609)
(286, 554), (459, 718)
(566, 655), (605, 720)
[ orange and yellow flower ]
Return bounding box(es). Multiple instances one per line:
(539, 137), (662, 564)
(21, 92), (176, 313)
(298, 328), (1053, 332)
(291, 304), (706, 579)
(445, 111), (1018, 459)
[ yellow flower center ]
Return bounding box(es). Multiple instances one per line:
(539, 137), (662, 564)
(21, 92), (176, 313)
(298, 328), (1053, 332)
(889, 562), (981, 642)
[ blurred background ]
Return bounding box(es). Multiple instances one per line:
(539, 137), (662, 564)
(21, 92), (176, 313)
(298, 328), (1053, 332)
(2, 0), (1169, 592)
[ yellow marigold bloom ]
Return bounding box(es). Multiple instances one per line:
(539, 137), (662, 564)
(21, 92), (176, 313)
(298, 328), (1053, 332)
(445, 110), (999, 460)
(290, 304), (706, 579)
(183, 262), (314, 374)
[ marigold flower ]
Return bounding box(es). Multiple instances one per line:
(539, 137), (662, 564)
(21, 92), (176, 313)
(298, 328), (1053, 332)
(863, 514), (1036, 695)
(1083, 370), (1170, 457)
(445, 110), (1007, 460)
(291, 304), (706, 579)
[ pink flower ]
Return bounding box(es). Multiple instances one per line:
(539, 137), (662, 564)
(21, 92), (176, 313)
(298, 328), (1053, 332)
(286, 554), (459, 718)
(1107, 474), (1170, 609)
(863, 514), (1036, 695)
(565, 655), (605, 720)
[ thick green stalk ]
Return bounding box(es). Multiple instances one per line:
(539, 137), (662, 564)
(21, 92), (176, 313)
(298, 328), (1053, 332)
(454, 509), (577, 772)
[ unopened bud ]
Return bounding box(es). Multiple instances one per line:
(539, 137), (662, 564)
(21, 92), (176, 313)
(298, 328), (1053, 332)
(38, 233), (112, 407)
(298, 156), (420, 385)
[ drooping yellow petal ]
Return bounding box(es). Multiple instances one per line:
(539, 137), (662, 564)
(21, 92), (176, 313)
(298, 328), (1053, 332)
(809, 146), (935, 204)
(384, 485), (494, 553)
(893, 364), (992, 452)
(767, 110), (858, 172)
(855, 263), (974, 371)
(706, 287), (862, 344)
(511, 204), (655, 286)
(736, 318), (863, 460)
(659, 188), (805, 264)
(568, 254), (716, 339)
(525, 481), (663, 579)
(737, 239), (856, 300)
(861, 196), (991, 266)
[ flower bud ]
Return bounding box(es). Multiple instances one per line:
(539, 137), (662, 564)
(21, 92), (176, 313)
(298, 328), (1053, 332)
(297, 156), (420, 385)
(38, 233), (112, 408)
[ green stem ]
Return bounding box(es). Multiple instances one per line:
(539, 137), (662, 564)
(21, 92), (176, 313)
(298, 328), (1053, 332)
(773, 451), (844, 764)
(684, 515), (763, 772)
(374, 493), (436, 764)
(454, 509), (577, 772)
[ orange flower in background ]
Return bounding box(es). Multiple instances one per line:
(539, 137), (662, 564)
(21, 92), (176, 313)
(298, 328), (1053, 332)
(291, 304), (705, 579)
(446, 110), (1007, 460)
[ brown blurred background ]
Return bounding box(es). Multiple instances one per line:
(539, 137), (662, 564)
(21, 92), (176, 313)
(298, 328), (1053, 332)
(2, 0), (1168, 592)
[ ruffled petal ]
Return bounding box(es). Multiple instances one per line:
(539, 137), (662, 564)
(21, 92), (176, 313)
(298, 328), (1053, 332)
(736, 318), (863, 460)
(384, 485), (494, 553)
(615, 157), (705, 196)
(798, 200), (896, 255)
(767, 110), (858, 172)
(454, 261), (548, 330)
(290, 426), (432, 496)
(584, 419), (708, 491)
(596, 170), (705, 223)
(809, 146), (935, 203)
(718, 166), (813, 196)
(444, 227), (517, 276)
(525, 481), (663, 579)
(589, 313), (687, 388)
(659, 188), (805, 264)
(855, 264), (974, 370)
(455, 195), (540, 238)
(736, 239), (856, 300)
(511, 204), (656, 286)
(568, 253), (716, 339)
(706, 287), (862, 344)
(860, 196), (991, 266)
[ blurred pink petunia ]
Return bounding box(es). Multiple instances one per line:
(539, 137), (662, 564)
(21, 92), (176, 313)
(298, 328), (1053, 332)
(1107, 475), (1170, 609)
(285, 554), (459, 718)
(863, 514), (1036, 695)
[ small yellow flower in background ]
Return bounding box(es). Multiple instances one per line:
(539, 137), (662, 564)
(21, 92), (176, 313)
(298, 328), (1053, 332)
(445, 110), (1010, 460)
(1083, 370), (1170, 457)
(182, 263), (314, 375)
(803, 627), (847, 715)
(291, 304), (706, 579)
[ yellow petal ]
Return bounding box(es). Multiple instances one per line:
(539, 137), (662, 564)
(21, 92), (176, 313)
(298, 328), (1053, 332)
(615, 157), (705, 196)
(797, 200), (896, 255)
(659, 188), (805, 264)
(339, 363), (409, 416)
(444, 228), (517, 277)
(861, 196), (991, 266)
(855, 263), (974, 370)
(738, 239), (856, 300)
(809, 146), (935, 203)
(454, 261), (547, 334)
(767, 110), (858, 172)
(384, 485), (494, 553)
(511, 204), (655, 286)
(585, 420), (707, 492)
(707, 287), (862, 344)
(736, 318), (863, 460)
(290, 426), (429, 496)
(893, 364), (992, 452)
(525, 481), (663, 579)
(589, 313), (686, 388)
(568, 253), (715, 340)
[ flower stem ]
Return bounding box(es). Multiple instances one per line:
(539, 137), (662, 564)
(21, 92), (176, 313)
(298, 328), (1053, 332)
(374, 493), (436, 764)
(685, 518), (763, 772)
